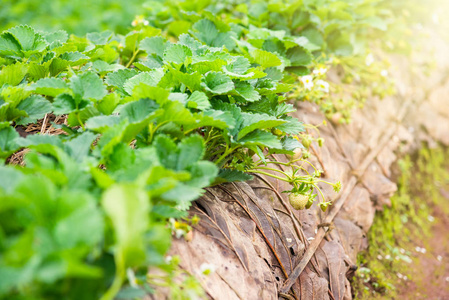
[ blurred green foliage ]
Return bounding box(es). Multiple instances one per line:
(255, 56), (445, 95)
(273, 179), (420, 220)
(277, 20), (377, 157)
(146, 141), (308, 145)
(0, 0), (145, 35)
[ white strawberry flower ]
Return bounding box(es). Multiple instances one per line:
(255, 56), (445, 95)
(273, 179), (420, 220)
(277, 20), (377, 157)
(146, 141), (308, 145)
(313, 67), (327, 76)
(380, 70), (389, 77)
(300, 75), (314, 91)
(175, 229), (186, 238)
(199, 263), (216, 275)
(316, 80), (330, 93)
(131, 15), (147, 27)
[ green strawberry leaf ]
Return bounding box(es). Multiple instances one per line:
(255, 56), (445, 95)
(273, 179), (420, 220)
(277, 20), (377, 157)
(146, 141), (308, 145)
(275, 116), (305, 134)
(186, 91), (210, 110)
(191, 19), (236, 50)
(123, 69), (164, 95)
(234, 81), (261, 102)
(69, 72), (107, 101)
(185, 109), (235, 131)
(59, 51), (89, 64)
(0, 62), (28, 87)
(251, 49), (282, 68)
(119, 98), (159, 123)
(29, 78), (69, 97)
(0, 124), (20, 158)
(201, 71), (234, 94)
(286, 46), (312, 66)
(52, 94), (82, 114)
(177, 135), (205, 170)
(0, 32), (22, 57)
(102, 183), (150, 267)
(140, 36), (167, 57)
(16, 95), (52, 125)
(7, 25), (48, 53)
(64, 132), (98, 163)
(42, 30), (68, 45)
(237, 130), (281, 148)
(237, 112), (286, 140)
(96, 93), (120, 115)
(186, 161), (218, 187)
(105, 69), (139, 95)
(163, 44), (192, 64)
(54, 191), (104, 251)
(86, 31), (113, 45)
(214, 169), (253, 185)
(153, 135), (178, 170)
(86, 115), (121, 132)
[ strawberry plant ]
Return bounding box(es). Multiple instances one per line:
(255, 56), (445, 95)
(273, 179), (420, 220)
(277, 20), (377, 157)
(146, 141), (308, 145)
(0, 20), (340, 298)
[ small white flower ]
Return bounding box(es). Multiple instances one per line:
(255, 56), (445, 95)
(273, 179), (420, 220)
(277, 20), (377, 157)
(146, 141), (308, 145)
(377, 255), (383, 260)
(300, 75), (314, 91)
(365, 53), (375, 66)
(415, 246), (426, 253)
(397, 273), (403, 279)
(286, 238), (292, 243)
(380, 70), (389, 77)
(428, 215), (435, 222)
(200, 263), (216, 275)
(403, 276), (408, 281)
(437, 255), (443, 262)
(385, 255), (391, 260)
(132, 15), (147, 27)
(313, 67), (327, 76)
(165, 256), (173, 263)
(400, 248), (406, 254)
(316, 80), (330, 93)
(175, 229), (186, 238)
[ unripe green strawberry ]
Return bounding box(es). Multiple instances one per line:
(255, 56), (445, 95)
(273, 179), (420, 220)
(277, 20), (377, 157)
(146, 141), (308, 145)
(301, 135), (312, 149)
(301, 150), (310, 159)
(272, 128), (283, 136)
(289, 193), (309, 210)
(286, 148), (302, 161)
(317, 137), (324, 147)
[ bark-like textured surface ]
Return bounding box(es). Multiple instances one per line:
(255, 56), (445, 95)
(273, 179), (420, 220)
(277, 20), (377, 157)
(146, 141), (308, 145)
(153, 31), (449, 299)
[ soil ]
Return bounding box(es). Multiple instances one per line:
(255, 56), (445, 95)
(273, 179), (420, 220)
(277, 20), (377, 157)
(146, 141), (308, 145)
(395, 200), (449, 299)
